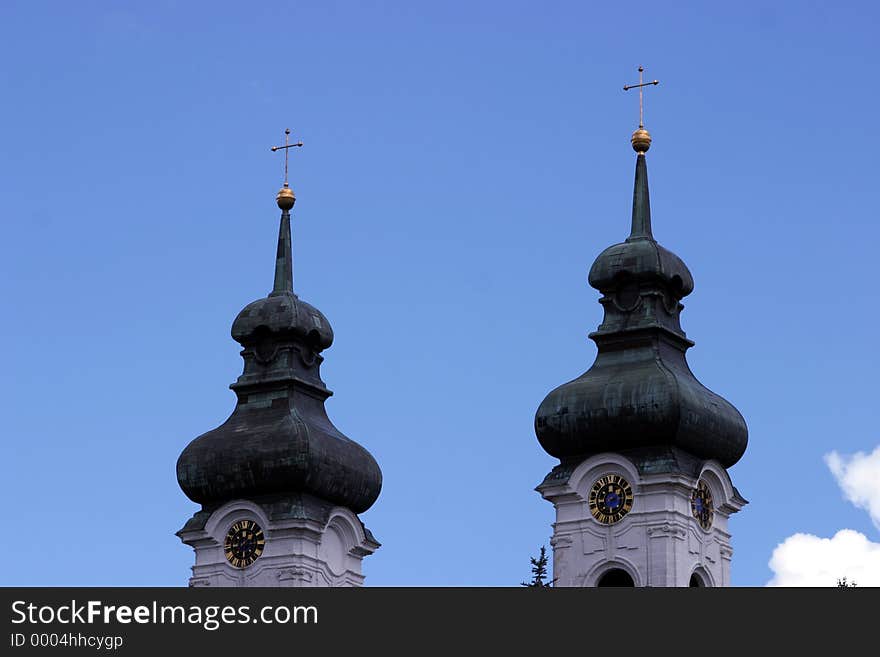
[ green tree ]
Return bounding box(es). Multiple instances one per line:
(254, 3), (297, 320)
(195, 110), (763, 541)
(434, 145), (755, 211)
(521, 546), (552, 587)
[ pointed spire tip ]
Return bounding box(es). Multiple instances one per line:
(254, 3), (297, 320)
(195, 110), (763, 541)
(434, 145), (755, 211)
(629, 152), (653, 240)
(271, 206), (294, 296)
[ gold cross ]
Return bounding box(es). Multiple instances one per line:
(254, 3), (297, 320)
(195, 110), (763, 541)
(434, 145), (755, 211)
(623, 66), (659, 129)
(270, 128), (303, 186)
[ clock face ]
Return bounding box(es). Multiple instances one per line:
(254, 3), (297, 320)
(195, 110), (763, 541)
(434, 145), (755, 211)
(588, 474), (634, 525)
(691, 480), (714, 530)
(224, 519), (265, 568)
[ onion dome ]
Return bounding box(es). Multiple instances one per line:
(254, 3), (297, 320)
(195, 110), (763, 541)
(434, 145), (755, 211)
(534, 132), (747, 468)
(177, 187), (382, 513)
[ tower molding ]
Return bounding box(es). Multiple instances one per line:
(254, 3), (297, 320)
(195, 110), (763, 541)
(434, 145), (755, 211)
(538, 451), (745, 587)
(178, 496), (380, 587)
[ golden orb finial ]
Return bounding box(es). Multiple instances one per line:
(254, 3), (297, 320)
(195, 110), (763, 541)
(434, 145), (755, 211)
(631, 127), (652, 153)
(276, 183), (295, 211)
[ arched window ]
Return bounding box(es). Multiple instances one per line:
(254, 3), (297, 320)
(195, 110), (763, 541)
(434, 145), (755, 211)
(689, 572), (706, 587)
(597, 568), (635, 587)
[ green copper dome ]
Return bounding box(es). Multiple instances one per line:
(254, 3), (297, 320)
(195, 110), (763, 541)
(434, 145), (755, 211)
(177, 204), (381, 513)
(535, 151), (747, 467)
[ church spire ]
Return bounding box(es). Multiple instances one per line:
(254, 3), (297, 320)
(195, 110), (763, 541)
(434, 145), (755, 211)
(271, 206), (294, 296)
(270, 128), (302, 297)
(624, 66), (658, 240)
(533, 70), (748, 588)
(176, 131), (382, 587)
(177, 128), (382, 515)
(629, 152), (652, 239)
(535, 69), (747, 468)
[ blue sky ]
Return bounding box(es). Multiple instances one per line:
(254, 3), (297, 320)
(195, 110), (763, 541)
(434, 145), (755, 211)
(1, 1), (878, 586)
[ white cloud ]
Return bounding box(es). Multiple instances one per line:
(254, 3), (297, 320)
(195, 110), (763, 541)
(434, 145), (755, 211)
(825, 446), (880, 530)
(767, 446), (880, 586)
(767, 529), (880, 586)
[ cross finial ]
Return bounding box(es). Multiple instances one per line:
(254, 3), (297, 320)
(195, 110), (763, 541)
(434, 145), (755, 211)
(270, 128), (303, 187)
(623, 66), (659, 129)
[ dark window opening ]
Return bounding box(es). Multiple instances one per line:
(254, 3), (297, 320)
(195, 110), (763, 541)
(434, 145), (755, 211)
(689, 573), (706, 587)
(597, 569), (635, 587)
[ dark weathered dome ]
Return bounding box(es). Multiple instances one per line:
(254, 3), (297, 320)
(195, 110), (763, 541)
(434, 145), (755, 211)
(177, 205), (381, 513)
(232, 292), (333, 350)
(176, 387), (382, 512)
(534, 152), (747, 468)
(535, 347), (748, 467)
(589, 151), (693, 296)
(589, 238), (694, 297)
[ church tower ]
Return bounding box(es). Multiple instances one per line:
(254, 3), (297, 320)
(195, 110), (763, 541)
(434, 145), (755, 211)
(176, 132), (382, 586)
(534, 75), (748, 587)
